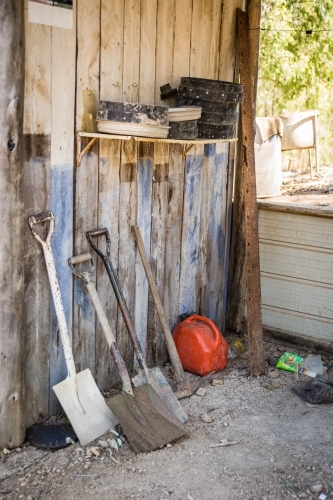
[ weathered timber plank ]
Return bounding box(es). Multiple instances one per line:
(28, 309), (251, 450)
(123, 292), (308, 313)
(147, 143), (169, 366)
(49, 19), (76, 413)
(98, 0), (123, 388)
(123, 0), (140, 103)
(172, 0), (192, 89)
(155, 0), (175, 104)
(190, 0), (222, 79)
(139, 0), (157, 104)
(237, 8), (264, 375)
(96, 139), (121, 389)
(197, 144), (215, 317)
(219, 0), (245, 81)
(164, 145), (185, 332)
(23, 3), (52, 426)
(73, 0), (100, 394)
(134, 142), (153, 362)
(0, 0), (25, 448)
(117, 139), (137, 370)
(179, 145), (204, 317)
(208, 143), (229, 329)
(101, 0), (124, 102)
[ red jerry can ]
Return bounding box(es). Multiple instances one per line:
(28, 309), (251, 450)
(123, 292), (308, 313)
(172, 315), (228, 376)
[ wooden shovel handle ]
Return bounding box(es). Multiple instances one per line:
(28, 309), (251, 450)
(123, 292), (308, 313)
(131, 225), (186, 384)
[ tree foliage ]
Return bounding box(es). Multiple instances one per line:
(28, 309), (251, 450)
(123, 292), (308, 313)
(257, 0), (333, 163)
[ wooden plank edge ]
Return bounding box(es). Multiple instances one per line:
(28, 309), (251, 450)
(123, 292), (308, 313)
(258, 200), (333, 218)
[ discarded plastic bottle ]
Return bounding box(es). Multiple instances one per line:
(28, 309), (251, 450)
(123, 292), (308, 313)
(227, 340), (244, 360)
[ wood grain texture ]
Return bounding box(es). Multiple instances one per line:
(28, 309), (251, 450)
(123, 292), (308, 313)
(117, 138), (137, 370)
(147, 143), (169, 365)
(179, 146), (203, 317)
(134, 142), (153, 361)
(237, 8), (264, 376)
(139, 0), (157, 104)
(96, 139), (121, 388)
(208, 143), (229, 328)
(73, 0), (100, 395)
(155, 0), (175, 104)
(98, 0), (123, 388)
(23, 0), (52, 427)
(123, 0), (140, 103)
(0, 0), (25, 448)
(172, 0), (192, 89)
(49, 20), (76, 413)
(190, 0), (222, 79)
(101, 0), (124, 102)
(219, 0), (245, 81)
(163, 145), (185, 331)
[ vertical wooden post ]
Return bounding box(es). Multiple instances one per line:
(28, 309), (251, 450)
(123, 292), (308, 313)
(0, 0), (25, 448)
(226, 0), (262, 336)
(237, 8), (264, 376)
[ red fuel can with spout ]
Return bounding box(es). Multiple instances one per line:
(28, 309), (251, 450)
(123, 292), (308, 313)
(172, 315), (228, 376)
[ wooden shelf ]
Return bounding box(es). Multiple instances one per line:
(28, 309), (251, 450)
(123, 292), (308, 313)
(76, 131), (237, 166)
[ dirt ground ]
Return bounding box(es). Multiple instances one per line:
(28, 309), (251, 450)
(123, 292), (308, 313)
(279, 164), (333, 203)
(1, 337), (333, 500)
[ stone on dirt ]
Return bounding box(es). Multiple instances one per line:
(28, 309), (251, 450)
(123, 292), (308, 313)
(310, 484), (323, 493)
(201, 413), (213, 423)
(211, 379), (224, 386)
(267, 369), (280, 379)
(196, 387), (207, 397)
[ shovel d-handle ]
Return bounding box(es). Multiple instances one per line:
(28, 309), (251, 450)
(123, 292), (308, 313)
(86, 228), (150, 379)
(28, 212), (76, 379)
(69, 253), (94, 285)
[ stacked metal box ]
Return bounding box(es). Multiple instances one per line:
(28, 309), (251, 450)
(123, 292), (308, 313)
(177, 77), (243, 139)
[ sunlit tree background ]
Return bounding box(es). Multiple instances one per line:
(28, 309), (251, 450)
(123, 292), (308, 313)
(257, 0), (333, 168)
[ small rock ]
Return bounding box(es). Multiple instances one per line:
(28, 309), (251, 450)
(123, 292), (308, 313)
(27, 496), (33, 500)
(268, 356), (279, 367)
(85, 451), (92, 458)
(211, 379), (224, 386)
(298, 493), (306, 498)
(16, 447), (22, 453)
(267, 369), (280, 379)
(223, 422), (229, 427)
(166, 444), (172, 448)
(107, 438), (118, 450)
(201, 413), (213, 423)
(2, 448), (10, 454)
(310, 484), (323, 494)
(89, 446), (101, 457)
(262, 382), (280, 390)
(84, 462), (91, 470)
(75, 447), (84, 453)
(196, 387), (207, 397)
(98, 440), (109, 448)
(319, 494), (327, 500)
(66, 437), (74, 444)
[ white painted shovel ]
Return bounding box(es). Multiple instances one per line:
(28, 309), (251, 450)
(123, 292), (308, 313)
(28, 212), (117, 445)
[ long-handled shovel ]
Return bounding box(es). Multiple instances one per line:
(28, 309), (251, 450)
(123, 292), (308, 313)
(131, 225), (214, 399)
(68, 253), (186, 453)
(28, 212), (117, 446)
(86, 228), (188, 424)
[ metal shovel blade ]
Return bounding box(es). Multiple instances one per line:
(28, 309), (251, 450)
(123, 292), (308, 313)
(53, 369), (118, 446)
(108, 384), (186, 453)
(132, 367), (188, 423)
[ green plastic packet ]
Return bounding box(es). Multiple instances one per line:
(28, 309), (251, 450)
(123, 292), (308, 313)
(276, 352), (303, 372)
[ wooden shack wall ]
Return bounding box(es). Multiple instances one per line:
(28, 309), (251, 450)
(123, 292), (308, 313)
(23, 0), (244, 425)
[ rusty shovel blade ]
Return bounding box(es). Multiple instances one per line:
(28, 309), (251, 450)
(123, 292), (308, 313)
(108, 384), (186, 454)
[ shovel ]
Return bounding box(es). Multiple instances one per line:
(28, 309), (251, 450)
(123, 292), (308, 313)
(86, 228), (188, 424)
(68, 252), (187, 453)
(131, 225), (214, 399)
(28, 212), (117, 446)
